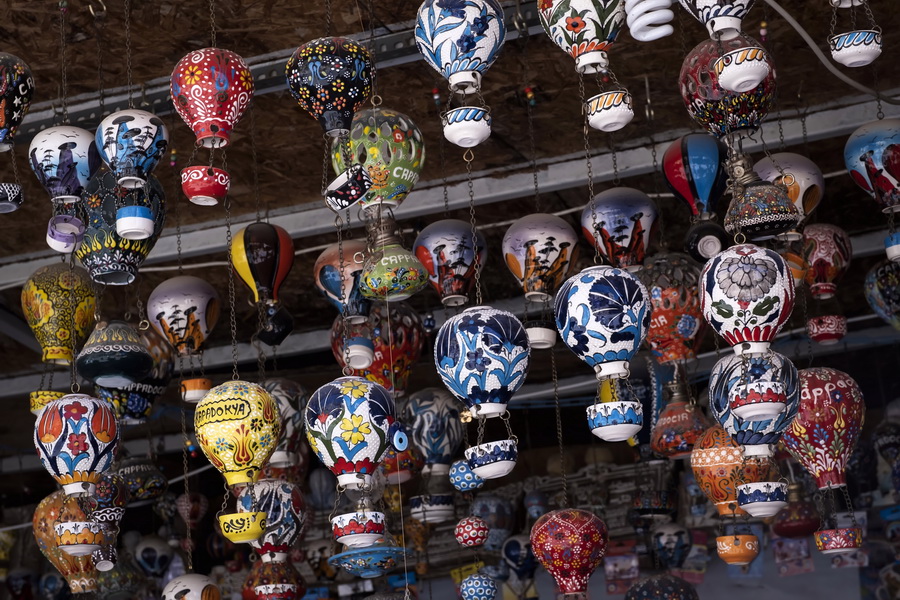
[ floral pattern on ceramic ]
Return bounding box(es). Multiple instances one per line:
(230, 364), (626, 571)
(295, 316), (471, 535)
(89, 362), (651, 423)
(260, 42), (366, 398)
(581, 188), (657, 271)
(586, 400), (642, 442)
(161, 573), (221, 600)
(678, 0), (754, 37)
(33, 491), (98, 594)
(844, 118), (900, 212)
(450, 458), (485, 492)
(409, 494), (456, 524)
(305, 376), (397, 489)
(328, 545), (412, 579)
(723, 175), (800, 241)
(331, 510), (386, 547)
(814, 527), (862, 554)
(700, 244), (794, 356)
(435, 306), (530, 417)
(736, 481), (787, 517)
(415, 0), (506, 93)
(715, 534), (759, 565)
(237, 479), (305, 560)
(414, 219), (487, 306)
(663, 133), (729, 218)
(638, 253), (704, 364)
(754, 153), (824, 236)
(539, 0), (625, 74)
(650, 390), (710, 459)
(380, 442), (423, 484)
(625, 574), (699, 600)
(829, 30), (882, 68)
(194, 380), (281, 487)
(94, 472), (130, 526)
(148, 275), (220, 355)
(802, 224), (852, 299)
(0, 53), (34, 150)
(651, 523), (691, 570)
(502, 213), (578, 303)
(28, 126), (101, 202)
(455, 516), (489, 547)
(404, 387), (464, 471)
(466, 438), (518, 480)
(21, 262), (96, 364)
(864, 259), (900, 331)
(679, 34), (775, 137)
(76, 320), (153, 388)
(690, 424), (774, 516)
(531, 509), (608, 595)
(96, 110), (168, 188)
(555, 266), (651, 380)
(243, 557), (304, 599)
(116, 455), (168, 503)
(782, 368), (865, 490)
(54, 519), (103, 556)
(171, 47), (253, 148)
(360, 243), (429, 301)
(262, 379), (308, 468)
(34, 394), (119, 496)
(807, 315), (847, 345)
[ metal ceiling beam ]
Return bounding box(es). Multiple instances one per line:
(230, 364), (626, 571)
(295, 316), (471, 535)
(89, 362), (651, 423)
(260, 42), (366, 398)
(0, 303), (41, 353)
(1, 88), (896, 291)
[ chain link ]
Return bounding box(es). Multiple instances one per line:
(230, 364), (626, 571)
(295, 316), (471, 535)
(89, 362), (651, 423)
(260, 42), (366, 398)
(321, 135), (332, 196)
(608, 134), (621, 185)
(551, 345), (568, 507)
(256, 303), (267, 382)
(579, 73), (600, 264)
(68, 252), (80, 393)
(180, 403), (193, 571)
(58, 2), (69, 124)
(124, 0), (134, 108)
(465, 150), (483, 305)
(209, 0), (217, 47)
(324, 0), (334, 37)
(224, 197), (239, 380)
(520, 39), (541, 213)
(829, 3), (838, 39)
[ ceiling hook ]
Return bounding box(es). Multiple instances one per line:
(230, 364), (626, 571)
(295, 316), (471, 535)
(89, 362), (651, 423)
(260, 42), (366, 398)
(88, 0), (107, 18)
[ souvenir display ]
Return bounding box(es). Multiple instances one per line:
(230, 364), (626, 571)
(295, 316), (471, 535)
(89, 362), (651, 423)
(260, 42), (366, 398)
(638, 253), (704, 364)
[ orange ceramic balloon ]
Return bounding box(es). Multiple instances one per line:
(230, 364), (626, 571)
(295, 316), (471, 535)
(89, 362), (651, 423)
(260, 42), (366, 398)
(690, 424), (773, 517)
(33, 490), (98, 594)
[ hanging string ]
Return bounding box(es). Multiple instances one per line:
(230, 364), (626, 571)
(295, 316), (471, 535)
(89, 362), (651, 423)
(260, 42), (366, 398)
(124, 0), (134, 108)
(464, 150), (483, 305)
(57, 2), (70, 124)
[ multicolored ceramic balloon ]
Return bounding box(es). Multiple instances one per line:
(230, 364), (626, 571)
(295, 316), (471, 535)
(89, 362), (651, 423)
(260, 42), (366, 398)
(231, 222), (294, 306)
(34, 394), (119, 496)
(754, 153), (824, 234)
(700, 244), (794, 356)
(0, 53), (35, 151)
(662, 133), (729, 218)
(194, 381), (281, 486)
(625, 574), (699, 600)
(530, 509), (608, 596)
(285, 37), (374, 136)
(170, 47), (254, 148)
(555, 266), (651, 380)
(434, 306), (530, 417)
(95, 110), (168, 188)
(304, 376), (399, 489)
(864, 259), (900, 331)
(782, 368), (865, 490)
(403, 387), (464, 475)
(28, 126), (101, 202)
(76, 320), (153, 388)
(802, 224), (852, 300)
(33, 491), (98, 594)
(314, 239), (371, 323)
(147, 276), (220, 356)
(414, 219), (487, 306)
(582, 188), (657, 271)
(21, 263), (96, 364)
(844, 118), (900, 212)
(539, 1), (626, 74)
(332, 108), (425, 210)
(502, 214), (579, 303)
(415, 0), (506, 93)
(237, 479), (305, 562)
(638, 253), (704, 365)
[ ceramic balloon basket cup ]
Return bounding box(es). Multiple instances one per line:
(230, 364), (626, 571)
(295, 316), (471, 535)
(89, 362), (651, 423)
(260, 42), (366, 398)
(829, 30), (882, 68)
(181, 166), (231, 206)
(54, 520), (104, 556)
(218, 510), (267, 544)
(464, 438), (518, 480)
(409, 494), (455, 524)
(737, 481), (788, 518)
(47, 214), (85, 254)
(115, 204), (155, 240)
(885, 232), (900, 262)
(181, 377), (212, 403)
(586, 90), (634, 133)
(331, 510), (386, 548)
(442, 107), (491, 148)
(716, 534), (759, 566)
(586, 399), (643, 442)
(814, 527), (863, 554)
(729, 378), (787, 421)
(713, 46), (770, 93)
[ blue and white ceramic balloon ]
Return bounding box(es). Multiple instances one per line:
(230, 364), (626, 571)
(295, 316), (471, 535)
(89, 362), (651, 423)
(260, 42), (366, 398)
(449, 458), (485, 492)
(237, 479), (305, 560)
(308, 468), (338, 511)
(96, 109), (169, 189)
(403, 387), (464, 475)
(501, 534), (538, 581)
(415, 0), (506, 94)
(555, 266), (652, 381)
(652, 522), (691, 570)
(459, 573), (498, 600)
(434, 306), (530, 418)
(28, 126), (101, 202)
(708, 351), (799, 457)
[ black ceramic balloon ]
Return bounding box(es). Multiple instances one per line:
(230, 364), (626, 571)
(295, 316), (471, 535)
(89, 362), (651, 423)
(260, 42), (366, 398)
(76, 320), (153, 388)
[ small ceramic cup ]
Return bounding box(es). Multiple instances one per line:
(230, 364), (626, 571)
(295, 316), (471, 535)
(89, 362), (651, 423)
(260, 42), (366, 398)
(344, 336), (375, 370)
(830, 30), (882, 68)
(409, 494), (456, 524)
(0, 183), (23, 213)
(180, 377), (212, 403)
(885, 232), (900, 262)
(715, 534), (759, 565)
(585, 91), (634, 133)
(29, 390), (65, 416)
(181, 166), (231, 206)
(807, 315), (847, 346)
(325, 164), (372, 212)
(586, 400), (643, 442)
(737, 481), (788, 517)
(54, 521), (104, 557)
(218, 511), (266, 544)
(115, 205), (155, 240)
(729, 380), (787, 421)
(814, 527), (862, 554)
(442, 107), (491, 148)
(330, 510), (386, 547)
(524, 321), (556, 350)
(91, 545), (118, 572)
(713, 46), (770, 92)
(465, 438), (518, 480)
(46, 215), (85, 254)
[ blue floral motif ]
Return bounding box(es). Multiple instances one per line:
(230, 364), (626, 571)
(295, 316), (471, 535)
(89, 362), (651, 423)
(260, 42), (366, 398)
(465, 348), (491, 372)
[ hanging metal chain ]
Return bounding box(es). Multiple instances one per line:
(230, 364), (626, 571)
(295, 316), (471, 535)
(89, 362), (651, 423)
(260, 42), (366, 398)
(124, 0), (134, 108)
(519, 36), (541, 213)
(829, 3), (838, 39)
(799, 284), (813, 368)
(335, 212), (353, 374)
(169, 140), (185, 275)
(180, 403), (193, 571)
(256, 303), (267, 382)
(208, 0), (217, 48)
(68, 253), (80, 393)
(366, 0), (380, 105)
(321, 136), (333, 196)
(579, 72), (601, 264)
(437, 88), (451, 216)
(840, 485), (859, 529)
(777, 117), (786, 151)
(224, 197), (239, 381)
(551, 345), (569, 507)
(465, 150), (483, 305)
(58, 2), (70, 124)
(324, 0), (334, 37)
(608, 134), (621, 186)
(92, 2), (106, 115)
(861, 0), (879, 30)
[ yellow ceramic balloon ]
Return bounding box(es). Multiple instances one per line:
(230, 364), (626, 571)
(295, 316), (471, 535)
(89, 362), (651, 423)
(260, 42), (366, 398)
(194, 380), (281, 486)
(21, 263), (96, 364)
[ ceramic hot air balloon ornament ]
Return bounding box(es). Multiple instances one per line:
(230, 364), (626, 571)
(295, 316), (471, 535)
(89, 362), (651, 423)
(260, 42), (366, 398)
(29, 126), (101, 203)
(403, 387), (464, 477)
(0, 53), (35, 151)
(161, 574), (221, 600)
(21, 263), (96, 364)
(502, 214), (579, 303)
(700, 244), (794, 356)
(678, 0), (754, 39)
(170, 47), (254, 148)
(582, 188), (657, 272)
(864, 259), (900, 331)
(360, 215), (429, 301)
(95, 110), (168, 188)
(539, 1), (625, 75)
(263, 378), (308, 468)
(844, 118), (900, 213)
(531, 509), (608, 599)
(147, 276), (220, 357)
(414, 219), (487, 306)
(76, 320), (153, 388)
(802, 224), (852, 300)
(723, 153), (800, 242)
(314, 239), (371, 324)
(33, 491), (98, 594)
(34, 393), (120, 496)
(754, 153), (825, 241)
(237, 479), (305, 563)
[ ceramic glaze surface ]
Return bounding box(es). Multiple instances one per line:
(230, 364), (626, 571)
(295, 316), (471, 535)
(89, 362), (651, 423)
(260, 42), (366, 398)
(459, 574), (498, 600)
(33, 491), (98, 594)
(194, 381), (281, 486)
(538, 0), (625, 72)
(678, 0), (754, 36)
(403, 387), (463, 468)
(581, 188), (657, 270)
(76, 320), (153, 388)
(802, 224), (852, 299)
(101, 324), (174, 423)
(530, 508), (608, 595)
(864, 259), (900, 330)
(814, 527), (862, 554)
(414, 219), (487, 305)
(723, 179), (800, 240)
(502, 213), (578, 301)
(244, 558), (303, 599)
(286, 37), (373, 135)
(93, 473), (130, 525)
(263, 379), (308, 468)
(328, 545), (411, 579)
(650, 397), (709, 458)
(455, 516), (490, 547)
(415, 0), (506, 89)
(700, 244), (794, 351)
(332, 108), (425, 209)
(305, 376), (396, 483)
(116, 455), (167, 502)
(34, 394), (119, 495)
(360, 244), (429, 301)
(772, 494), (819, 538)
(807, 315), (847, 345)
(638, 253), (704, 364)
(782, 368), (865, 490)
(231, 222), (294, 305)
(716, 534), (759, 565)
(21, 263), (96, 364)
(28, 126), (100, 201)
(161, 574), (221, 600)
(555, 266), (651, 376)
(237, 479), (305, 557)
(754, 153), (824, 225)
(170, 47), (254, 147)
(148, 275), (220, 356)
(0, 53), (35, 149)
(314, 239), (370, 322)
(434, 306), (530, 413)
(844, 118), (900, 212)
(95, 110), (168, 185)
(449, 458), (485, 492)
(625, 574), (699, 600)
(662, 133), (729, 218)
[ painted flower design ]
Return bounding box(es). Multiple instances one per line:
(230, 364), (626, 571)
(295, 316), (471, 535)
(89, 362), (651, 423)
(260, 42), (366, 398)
(183, 65), (203, 85)
(437, 0), (466, 18)
(465, 348), (492, 372)
(340, 379), (367, 399)
(566, 16), (586, 33)
(716, 254), (777, 302)
(340, 414), (371, 445)
(238, 69), (253, 90)
(457, 34), (477, 54)
(472, 15), (490, 35)
(67, 433), (88, 454)
(63, 401), (88, 422)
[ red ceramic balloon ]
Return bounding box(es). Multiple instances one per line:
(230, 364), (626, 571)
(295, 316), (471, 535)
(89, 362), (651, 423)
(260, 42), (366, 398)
(782, 368), (865, 490)
(170, 48), (254, 148)
(801, 224), (852, 300)
(530, 508), (608, 595)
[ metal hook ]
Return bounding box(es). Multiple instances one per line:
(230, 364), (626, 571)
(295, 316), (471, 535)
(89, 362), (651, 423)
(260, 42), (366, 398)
(88, 0), (107, 18)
